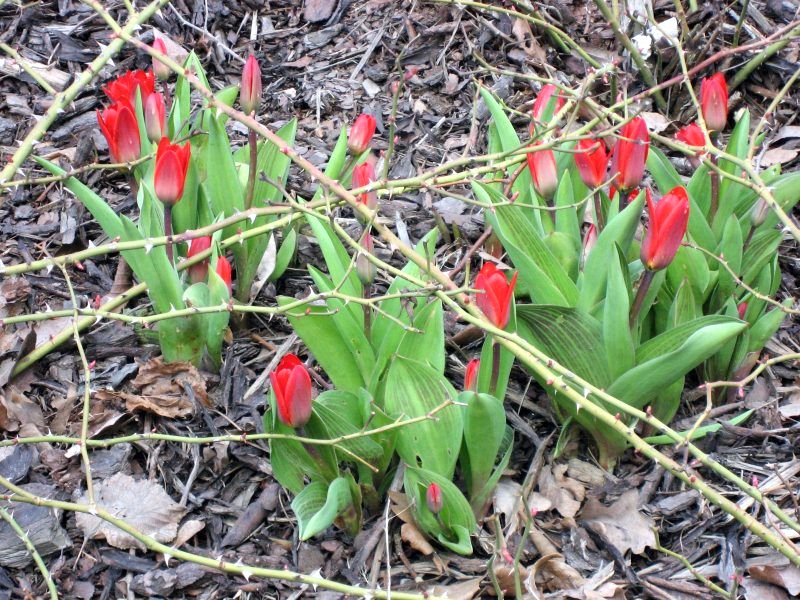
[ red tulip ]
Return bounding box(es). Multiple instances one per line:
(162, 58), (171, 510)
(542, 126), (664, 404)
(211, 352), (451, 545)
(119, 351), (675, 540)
(356, 232), (377, 285)
(526, 143), (558, 199)
(574, 138), (608, 188)
(186, 236), (211, 283)
(352, 162), (377, 209)
(426, 482), (443, 515)
(144, 91), (167, 143)
(737, 302), (748, 321)
(97, 101), (141, 163)
(151, 38), (172, 81)
(269, 354), (313, 429)
(240, 54), (262, 115)
(700, 73), (728, 132)
(103, 69), (156, 106)
(610, 117), (649, 191)
(675, 123), (706, 168)
(640, 187), (690, 271)
(348, 114), (377, 154)
(475, 263), (517, 330)
(530, 83), (564, 129)
(464, 359), (480, 392)
(215, 256), (233, 295)
(153, 137), (191, 205)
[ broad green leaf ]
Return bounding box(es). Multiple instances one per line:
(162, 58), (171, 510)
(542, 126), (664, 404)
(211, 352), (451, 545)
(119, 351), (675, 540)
(758, 172), (800, 230)
(459, 392), (506, 499)
(715, 110), (751, 230)
(293, 477), (355, 540)
(476, 304), (516, 400)
(712, 214), (743, 305)
(636, 315), (739, 362)
(748, 301), (789, 353)
(554, 170), (580, 249)
(205, 266), (231, 370)
(396, 300), (445, 373)
(603, 246), (634, 379)
(203, 112), (244, 232)
(667, 278), (699, 327)
(271, 227), (297, 281)
(307, 391), (383, 463)
(741, 229), (781, 287)
(646, 146), (683, 193)
(666, 246), (710, 304)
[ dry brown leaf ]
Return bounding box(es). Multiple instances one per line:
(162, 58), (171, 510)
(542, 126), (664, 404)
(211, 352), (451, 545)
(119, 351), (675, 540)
(428, 577), (482, 600)
(640, 111), (671, 133)
(580, 489), (656, 555)
(528, 528), (585, 591)
(494, 564), (529, 597)
(743, 578), (790, 600)
(76, 473), (187, 550)
(401, 522), (435, 556)
(388, 490), (416, 525)
(0, 387), (44, 434)
(511, 18), (547, 63)
(749, 564), (800, 596)
(133, 357), (208, 405)
(761, 148), (798, 167)
(538, 464), (585, 519)
(174, 519), (205, 548)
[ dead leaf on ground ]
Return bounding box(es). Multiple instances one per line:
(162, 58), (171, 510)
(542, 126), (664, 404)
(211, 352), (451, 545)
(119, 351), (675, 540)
(388, 490), (416, 525)
(528, 527), (585, 591)
(743, 578), (790, 600)
(174, 519), (205, 548)
(0, 387), (44, 435)
(640, 111), (671, 133)
(76, 473), (186, 550)
(401, 521), (435, 556)
(511, 18), (547, 63)
(538, 464), (585, 519)
(761, 148), (798, 167)
(428, 576), (482, 600)
(749, 563), (800, 596)
(580, 489), (656, 555)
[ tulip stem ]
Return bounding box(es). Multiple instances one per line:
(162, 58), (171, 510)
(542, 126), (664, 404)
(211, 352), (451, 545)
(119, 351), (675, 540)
(629, 269), (655, 329)
(489, 340), (501, 397)
(164, 204), (174, 264)
(245, 126), (257, 211)
(593, 189), (605, 231)
(709, 151), (720, 223)
(618, 188), (629, 211)
(363, 283), (372, 342)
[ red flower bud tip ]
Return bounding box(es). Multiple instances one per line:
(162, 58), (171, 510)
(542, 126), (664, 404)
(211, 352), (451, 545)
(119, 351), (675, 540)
(240, 54), (262, 115)
(474, 262), (517, 330)
(352, 161), (377, 209)
(640, 186), (690, 271)
(153, 137), (191, 205)
(215, 256), (233, 295)
(737, 302), (748, 321)
(103, 69), (156, 106)
(581, 223), (597, 264)
(751, 198), (770, 227)
(348, 113), (377, 155)
(574, 138), (608, 189)
(151, 38), (172, 81)
(464, 359), (480, 392)
(356, 232), (377, 285)
(675, 123), (707, 169)
(530, 83), (564, 130)
(269, 354), (313, 429)
(187, 236), (212, 283)
(700, 73), (728, 133)
(97, 101), (141, 163)
(610, 116), (649, 191)
(526, 142), (558, 199)
(426, 482), (443, 515)
(144, 91), (167, 143)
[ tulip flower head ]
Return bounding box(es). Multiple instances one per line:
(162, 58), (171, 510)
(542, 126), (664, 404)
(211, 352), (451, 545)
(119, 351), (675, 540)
(475, 262), (518, 330)
(352, 162), (377, 210)
(269, 354), (313, 429)
(348, 113), (377, 155)
(103, 69), (156, 106)
(154, 138), (191, 205)
(464, 359), (480, 392)
(187, 236), (212, 283)
(144, 91), (167, 143)
(526, 143), (558, 199)
(675, 123), (707, 168)
(574, 138), (608, 188)
(426, 482), (443, 515)
(356, 232), (377, 285)
(215, 256), (233, 295)
(700, 73), (728, 133)
(530, 84), (564, 132)
(151, 38), (172, 81)
(240, 54), (262, 116)
(610, 117), (649, 192)
(640, 186), (690, 271)
(97, 101), (141, 164)
(737, 302), (748, 321)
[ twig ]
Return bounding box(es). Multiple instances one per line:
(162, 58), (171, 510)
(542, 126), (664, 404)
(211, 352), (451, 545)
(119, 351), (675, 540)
(0, 507), (59, 599)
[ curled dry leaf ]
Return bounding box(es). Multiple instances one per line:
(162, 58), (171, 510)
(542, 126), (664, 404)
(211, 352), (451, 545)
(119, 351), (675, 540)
(749, 562), (800, 596)
(538, 464), (585, 519)
(76, 473), (187, 550)
(401, 522), (436, 556)
(580, 489), (656, 555)
(428, 577), (482, 600)
(0, 387), (44, 435)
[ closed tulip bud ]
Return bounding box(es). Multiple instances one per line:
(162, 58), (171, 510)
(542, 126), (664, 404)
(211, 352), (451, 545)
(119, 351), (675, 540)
(526, 143), (558, 199)
(640, 186), (690, 271)
(97, 101), (141, 163)
(464, 359), (480, 392)
(352, 162), (377, 210)
(153, 137), (191, 205)
(348, 114), (377, 154)
(151, 38), (172, 81)
(737, 302), (748, 321)
(530, 83), (564, 132)
(426, 482), (443, 515)
(751, 198), (769, 227)
(215, 256), (233, 295)
(270, 354), (313, 429)
(186, 236), (211, 283)
(356, 232), (377, 285)
(581, 223), (597, 265)
(475, 262), (518, 330)
(103, 69), (156, 106)
(240, 54), (262, 115)
(574, 138), (608, 188)
(700, 73), (728, 132)
(610, 117), (649, 191)
(144, 91), (167, 143)
(675, 123), (707, 169)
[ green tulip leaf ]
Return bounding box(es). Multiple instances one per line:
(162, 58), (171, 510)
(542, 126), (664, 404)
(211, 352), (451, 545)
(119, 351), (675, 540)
(603, 246), (634, 379)
(292, 477), (355, 540)
(459, 391), (506, 499)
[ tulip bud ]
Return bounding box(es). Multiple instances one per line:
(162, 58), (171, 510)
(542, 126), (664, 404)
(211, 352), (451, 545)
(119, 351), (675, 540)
(240, 54), (262, 116)
(737, 302), (748, 321)
(426, 482), (443, 515)
(269, 354), (313, 429)
(348, 114), (377, 155)
(103, 69), (156, 107)
(464, 359), (480, 392)
(610, 116), (649, 191)
(187, 236), (211, 283)
(475, 263), (518, 330)
(97, 101), (141, 163)
(574, 138), (608, 188)
(356, 232), (377, 285)
(352, 162), (377, 210)
(144, 92), (167, 143)
(751, 198), (769, 227)
(151, 38), (172, 81)
(526, 143), (558, 199)
(215, 256), (233, 295)
(529, 83), (564, 133)
(675, 123), (707, 169)
(640, 187), (690, 271)
(154, 138), (191, 205)
(700, 73), (728, 133)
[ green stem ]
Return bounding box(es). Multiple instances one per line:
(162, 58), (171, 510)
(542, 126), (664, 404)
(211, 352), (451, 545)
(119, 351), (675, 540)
(709, 153), (719, 223)
(164, 203), (174, 264)
(0, 507), (58, 599)
(245, 127), (257, 210)
(489, 340), (501, 397)
(593, 189), (606, 231)
(629, 269), (655, 328)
